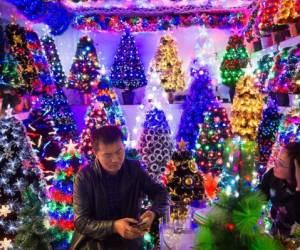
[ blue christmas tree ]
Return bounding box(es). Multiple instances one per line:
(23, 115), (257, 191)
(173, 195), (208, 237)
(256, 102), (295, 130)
(256, 96), (282, 176)
(138, 106), (174, 184)
(42, 35), (68, 88)
(110, 29), (147, 91)
(40, 88), (77, 142)
(177, 64), (219, 151)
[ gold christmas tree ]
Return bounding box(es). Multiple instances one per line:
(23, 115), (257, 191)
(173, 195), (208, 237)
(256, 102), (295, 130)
(154, 34), (186, 93)
(274, 0), (300, 24)
(231, 75), (264, 140)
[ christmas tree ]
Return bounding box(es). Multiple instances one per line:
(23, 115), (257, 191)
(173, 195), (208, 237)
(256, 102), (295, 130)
(93, 74), (127, 138)
(195, 189), (284, 250)
(256, 97), (282, 176)
(138, 106), (174, 184)
(23, 108), (62, 174)
(192, 26), (216, 78)
(195, 106), (232, 175)
(110, 29), (147, 92)
(1, 53), (23, 90)
(5, 23), (39, 93)
(154, 34), (186, 94)
(177, 65), (219, 151)
(269, 47), (300, 94)
(231, 75), (264, 141)
(253, 53), (275, 93)
(80, 98), (109, 160)
(257, 0), (280, 32)
(267, 47), (290, 93)
(14, 188), (53, 250)
(220, 35), (249, 87)
(274, 0), (299, 24)
(25, 29), (55, 94)
(42, 35), (68, 88)
(162, 139), (204, 220)
(0, 107), (44, 248)
(40, 88), (77, 142)
(48, 140), (87, 250)
(68, 35), (101, 93)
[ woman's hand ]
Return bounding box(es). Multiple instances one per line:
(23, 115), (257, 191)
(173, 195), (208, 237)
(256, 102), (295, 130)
(295, 159), (300, 191)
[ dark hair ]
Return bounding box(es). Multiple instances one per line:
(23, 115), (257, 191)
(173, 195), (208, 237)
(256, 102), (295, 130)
(1, 93), (20, 112)
(286, 143), (300, 186)
(91, 126), (123, 152)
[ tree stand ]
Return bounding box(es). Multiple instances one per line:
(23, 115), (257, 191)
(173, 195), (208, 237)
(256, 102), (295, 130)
(167, 92), (175, 104)
(122, 90), (135, 105)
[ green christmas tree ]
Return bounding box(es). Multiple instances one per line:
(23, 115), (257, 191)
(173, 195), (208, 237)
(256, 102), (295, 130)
(14, 188), (53, 250)
(220, 35), (249, 87)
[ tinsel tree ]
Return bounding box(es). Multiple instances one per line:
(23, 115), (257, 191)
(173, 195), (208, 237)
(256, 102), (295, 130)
(1, 53), (23, 90)
(5, 23), (39, 93)
(257, 0), (280, 33)
(177, 64), (219, 151)
(40, 88), (77, 142)
(220, 35), (249, 87)
(25, 28), (54, 94)
(110, 29), (147, 92)
(47, 140), (87, 250)
(80, 98), (109, 160)
(195, 106), (232, 175)
(68, 35), (101, 93)
(195, 189), (284, 250)
(162, 139), (204, 220)
(253, 53), (276, 93)
(0, 107), (44, 248)
(274, 0), (299, 24)
(14, 188), (53, 250)
(231, 75), (264, 141)
(154, 34), (186, 93)
(23, 108), (62, 174)
(256, 96), (282, 176)
(138, 106), (174, 184)
(41, 35), (68, 88)
(269, 46), (300, 94)
(93, 74), (127, 138)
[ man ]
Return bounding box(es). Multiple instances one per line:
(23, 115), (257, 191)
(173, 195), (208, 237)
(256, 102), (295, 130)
(71, 126), (170, 250)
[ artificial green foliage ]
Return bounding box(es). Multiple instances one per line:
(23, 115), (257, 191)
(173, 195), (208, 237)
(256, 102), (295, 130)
(232, 192), (266, 236)
(195, 190), (284, 250)
(14, 188), (53, 250)
(250, 235), (284, 250)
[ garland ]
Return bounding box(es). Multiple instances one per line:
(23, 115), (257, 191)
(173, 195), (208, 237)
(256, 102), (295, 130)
(73, 11), (247, 32)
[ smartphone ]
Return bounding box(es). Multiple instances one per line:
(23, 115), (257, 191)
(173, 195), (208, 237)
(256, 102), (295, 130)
(133, 219), (147, 228)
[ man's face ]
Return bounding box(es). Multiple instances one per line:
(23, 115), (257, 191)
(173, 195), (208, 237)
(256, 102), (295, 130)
(95, 139), (125, 175)
(273, 147), (291, 180)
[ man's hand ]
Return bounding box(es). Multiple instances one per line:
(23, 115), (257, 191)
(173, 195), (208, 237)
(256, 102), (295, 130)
(295, 159), (300, 191)
(139, 210), (156, 232)
(113, 218), (144, 240)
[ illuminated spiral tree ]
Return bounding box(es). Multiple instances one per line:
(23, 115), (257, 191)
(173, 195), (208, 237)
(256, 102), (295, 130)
(138, 107), (174, 184)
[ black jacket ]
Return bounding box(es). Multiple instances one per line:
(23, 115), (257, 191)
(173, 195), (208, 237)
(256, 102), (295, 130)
(70, 159), (170, 250)
(261, 168), (300, 236)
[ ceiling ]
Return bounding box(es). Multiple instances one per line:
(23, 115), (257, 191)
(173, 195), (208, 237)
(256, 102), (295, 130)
(61, 0), (255, 13)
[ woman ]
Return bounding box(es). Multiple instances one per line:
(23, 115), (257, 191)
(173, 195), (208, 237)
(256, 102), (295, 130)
(261, 143), (300, 236)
